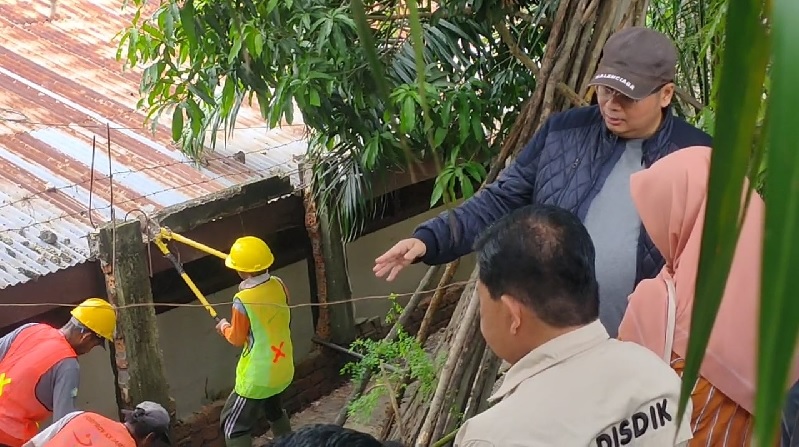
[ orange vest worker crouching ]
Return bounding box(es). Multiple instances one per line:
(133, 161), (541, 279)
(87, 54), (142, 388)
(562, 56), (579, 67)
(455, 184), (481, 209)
(22, 401), (171, 447)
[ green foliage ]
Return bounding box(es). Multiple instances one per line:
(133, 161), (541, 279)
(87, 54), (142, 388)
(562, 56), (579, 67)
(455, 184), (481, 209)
(117, 0), (544, 239)
(649, 0), (728, 122)
(650, 0), (768, 196)
(340, 295), (440, 423)
(648, 1), (799, 444)
(676, 0), (770, 429)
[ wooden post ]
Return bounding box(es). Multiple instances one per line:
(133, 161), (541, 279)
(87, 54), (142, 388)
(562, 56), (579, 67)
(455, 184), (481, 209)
(89, 220), (174, 422)
(300, 163), (357, 345)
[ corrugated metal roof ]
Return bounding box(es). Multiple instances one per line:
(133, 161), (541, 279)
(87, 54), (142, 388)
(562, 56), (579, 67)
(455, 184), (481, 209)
(0, 0), (309, 289)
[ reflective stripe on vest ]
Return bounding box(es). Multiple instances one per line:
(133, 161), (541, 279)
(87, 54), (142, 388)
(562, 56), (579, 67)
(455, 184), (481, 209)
(45, 412), (135, 447)
(0, 324), (77, 445)
(234, 277), (295, 399)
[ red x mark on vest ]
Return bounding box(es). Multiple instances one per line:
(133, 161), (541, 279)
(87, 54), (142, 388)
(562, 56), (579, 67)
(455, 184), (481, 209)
(271, 341), (286, 363)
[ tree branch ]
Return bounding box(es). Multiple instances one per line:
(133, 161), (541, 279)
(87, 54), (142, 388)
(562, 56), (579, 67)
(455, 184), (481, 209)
(495, 21), (540, 77)
(675, 86), (705, 111)
(496, 21), (586, 108)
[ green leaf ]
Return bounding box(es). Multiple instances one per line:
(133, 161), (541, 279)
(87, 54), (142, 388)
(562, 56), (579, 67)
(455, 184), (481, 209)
(471, 113), (484, 141)
(228, 36), (243, 65)
(309, 88), (321, 107)
(161, 7), (174, 42)
(188, 84), (216, 106)
(433, 127), (447, 149)
(186, 98), (204, 135)
(458, 167), (475, 199)
(679, 0), (770, 431)
(171, 105), (184, 142)
(178, 0), (198, 53)
(458, 97), (469, 143)
(221, 76), (236, 117)
(400, 97), (416, 134)
(755, 1), (799, 445)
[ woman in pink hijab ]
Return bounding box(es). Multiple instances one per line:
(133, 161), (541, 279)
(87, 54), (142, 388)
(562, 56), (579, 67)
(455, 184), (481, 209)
(619, 146), (799, 445)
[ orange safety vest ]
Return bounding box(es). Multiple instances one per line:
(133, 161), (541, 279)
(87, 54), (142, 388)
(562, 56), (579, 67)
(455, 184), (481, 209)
(0, 324), (77, 447)
(44, 412), (135, 447)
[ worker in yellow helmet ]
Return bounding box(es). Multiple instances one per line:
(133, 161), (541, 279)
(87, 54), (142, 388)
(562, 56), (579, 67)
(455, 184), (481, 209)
(0, 298), (116, 447)
(215, 236), (294, 446)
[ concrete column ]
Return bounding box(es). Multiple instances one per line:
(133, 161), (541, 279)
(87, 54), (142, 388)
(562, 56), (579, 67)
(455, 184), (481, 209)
(90, 220), (174, 422)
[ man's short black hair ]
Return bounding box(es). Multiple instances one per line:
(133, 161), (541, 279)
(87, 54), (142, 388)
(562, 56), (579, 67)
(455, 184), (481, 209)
(473, 204), (599, 327)
(270, 424), (404, 447)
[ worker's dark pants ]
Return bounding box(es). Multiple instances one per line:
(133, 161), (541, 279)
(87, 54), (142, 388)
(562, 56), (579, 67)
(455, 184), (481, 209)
(220, 390), (285, 441)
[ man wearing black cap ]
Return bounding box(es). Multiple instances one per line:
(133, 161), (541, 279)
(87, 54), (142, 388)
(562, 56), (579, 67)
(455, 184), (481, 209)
(22, 401), (171, 447)
(374, 26), (712, 339)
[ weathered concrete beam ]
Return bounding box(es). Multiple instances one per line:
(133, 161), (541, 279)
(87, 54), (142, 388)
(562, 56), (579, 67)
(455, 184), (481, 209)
(154, 175), (294, 234)
(89, 220), (175, 424)
(368, 157), (441, 199)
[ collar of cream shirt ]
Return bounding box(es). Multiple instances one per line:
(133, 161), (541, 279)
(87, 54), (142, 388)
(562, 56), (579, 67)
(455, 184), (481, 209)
(490, 319), (609, 402)
(239, 272), (272, 291)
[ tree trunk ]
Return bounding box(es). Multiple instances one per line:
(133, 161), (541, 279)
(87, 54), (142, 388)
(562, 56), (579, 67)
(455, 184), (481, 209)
(387, 2), (646, 445)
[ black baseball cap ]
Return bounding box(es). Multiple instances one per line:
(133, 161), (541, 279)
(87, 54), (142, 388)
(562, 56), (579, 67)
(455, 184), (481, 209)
(122, 401), (172, 445)
(588, 27), (678, 100)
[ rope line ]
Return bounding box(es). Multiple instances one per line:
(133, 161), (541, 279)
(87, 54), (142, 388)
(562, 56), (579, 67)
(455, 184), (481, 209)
(0, 280), (474, 311)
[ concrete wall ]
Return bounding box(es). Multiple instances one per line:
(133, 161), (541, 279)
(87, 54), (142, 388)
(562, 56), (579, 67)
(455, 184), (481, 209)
(73, 205), (475, 421)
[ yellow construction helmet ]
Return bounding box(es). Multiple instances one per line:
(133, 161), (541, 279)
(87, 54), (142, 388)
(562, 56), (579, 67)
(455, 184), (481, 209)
(225, 236), (274, 272)
(70, 298), (117, 341)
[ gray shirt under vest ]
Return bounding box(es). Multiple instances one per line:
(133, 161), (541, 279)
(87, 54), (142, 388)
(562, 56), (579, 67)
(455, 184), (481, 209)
(0, 323), (80, 422)
(583, 139), (644, 338)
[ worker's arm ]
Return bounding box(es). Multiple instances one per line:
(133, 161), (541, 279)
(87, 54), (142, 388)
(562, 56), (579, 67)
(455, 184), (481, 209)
(22, 411), (83, 447)
(48, 359), (80, 420)
(220, 298), (251, 347)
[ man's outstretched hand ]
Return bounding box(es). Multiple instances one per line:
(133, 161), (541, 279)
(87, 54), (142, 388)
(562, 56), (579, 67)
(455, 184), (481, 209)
(373, 238), (427, 282)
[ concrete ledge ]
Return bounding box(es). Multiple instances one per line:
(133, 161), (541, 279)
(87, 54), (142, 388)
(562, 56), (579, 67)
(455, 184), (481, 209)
(156, 176), (294, 234)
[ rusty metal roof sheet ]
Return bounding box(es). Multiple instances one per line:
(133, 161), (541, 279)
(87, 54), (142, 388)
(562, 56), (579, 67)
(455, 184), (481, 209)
(0, 0), (309, 289)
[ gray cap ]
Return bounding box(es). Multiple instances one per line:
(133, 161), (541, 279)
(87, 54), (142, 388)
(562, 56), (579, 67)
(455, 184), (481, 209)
(122, 401), (171, 444)
(588, 27), (678, 100)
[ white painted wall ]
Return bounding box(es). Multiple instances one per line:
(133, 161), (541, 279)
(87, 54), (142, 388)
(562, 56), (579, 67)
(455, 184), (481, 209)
(72, 205), (475, 420)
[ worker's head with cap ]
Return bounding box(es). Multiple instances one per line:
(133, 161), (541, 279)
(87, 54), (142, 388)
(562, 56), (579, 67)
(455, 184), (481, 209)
(60, 297), (117, 355)
(473, 204), (599, 365)
(588, 26), (678, 139)
(123, 401), (172, 446)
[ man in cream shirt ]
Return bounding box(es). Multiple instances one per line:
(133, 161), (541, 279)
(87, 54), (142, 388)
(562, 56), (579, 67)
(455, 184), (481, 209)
(455, 204), (692, 446)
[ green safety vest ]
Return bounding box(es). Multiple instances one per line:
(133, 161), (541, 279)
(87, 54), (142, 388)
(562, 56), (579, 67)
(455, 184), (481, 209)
(234, 277), (295, 399)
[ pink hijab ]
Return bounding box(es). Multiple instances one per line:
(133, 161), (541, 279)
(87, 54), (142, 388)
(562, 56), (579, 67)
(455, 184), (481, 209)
(618, 146), (799, 414)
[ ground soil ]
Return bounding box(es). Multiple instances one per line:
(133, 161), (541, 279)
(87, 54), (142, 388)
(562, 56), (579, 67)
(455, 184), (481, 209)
(254, 382), (391, 446)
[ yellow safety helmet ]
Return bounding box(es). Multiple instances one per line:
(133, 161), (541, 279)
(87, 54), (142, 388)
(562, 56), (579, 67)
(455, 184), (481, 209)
(225, 236), (274, 273)
(70, 298), (117, 341)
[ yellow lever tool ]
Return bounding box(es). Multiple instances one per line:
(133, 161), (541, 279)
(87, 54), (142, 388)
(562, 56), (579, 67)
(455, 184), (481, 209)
(151, 227), (224, 323)
(157, 227), (228, 261)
